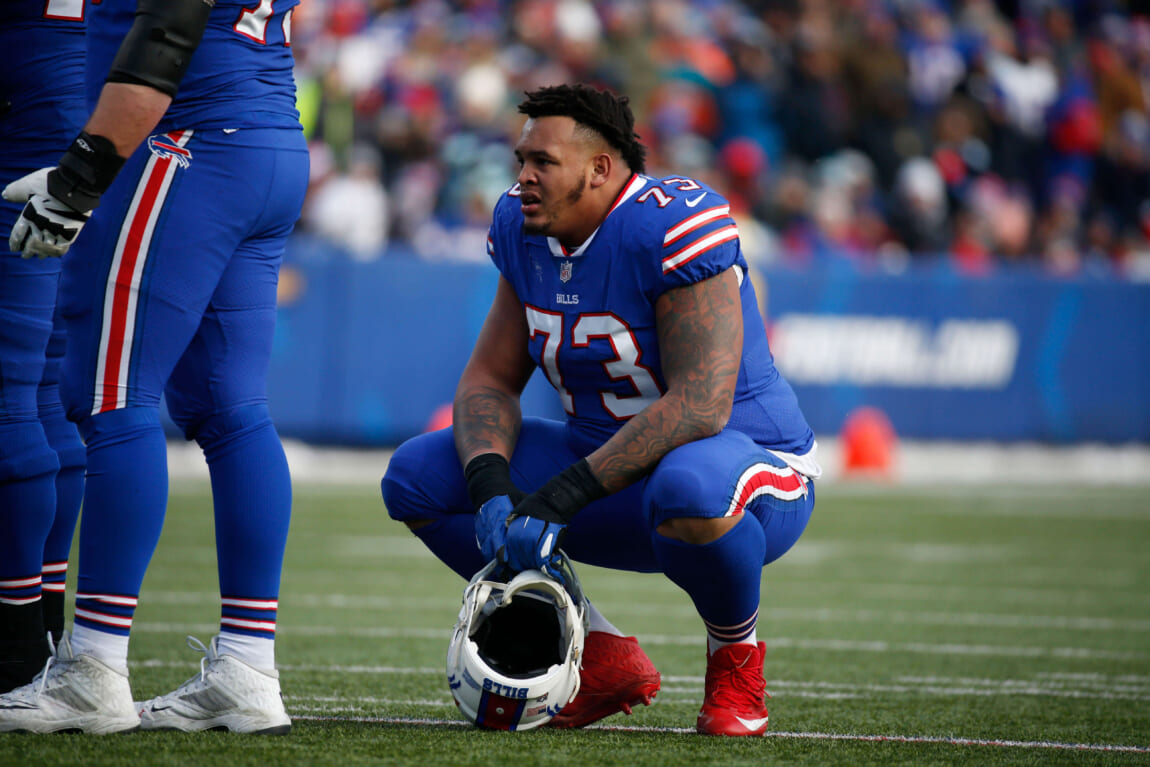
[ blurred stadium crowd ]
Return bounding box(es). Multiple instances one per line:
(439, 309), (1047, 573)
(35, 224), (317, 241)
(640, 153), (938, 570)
(289, 0), (1150, 279)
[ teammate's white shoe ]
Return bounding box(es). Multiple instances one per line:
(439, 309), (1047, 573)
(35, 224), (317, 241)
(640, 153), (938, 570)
(0, 633), (139, 734)
(137, 635), (291, 735)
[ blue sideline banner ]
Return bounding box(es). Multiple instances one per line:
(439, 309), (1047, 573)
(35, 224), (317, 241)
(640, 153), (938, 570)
(262, 239), (1150, 445)
(265, 238), (562, 445)
(759, 265), (1150, 442)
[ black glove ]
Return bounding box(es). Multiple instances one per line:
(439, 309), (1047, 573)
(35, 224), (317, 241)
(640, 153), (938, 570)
(4, 131), (124, 258)
(501, 459), (607, 574)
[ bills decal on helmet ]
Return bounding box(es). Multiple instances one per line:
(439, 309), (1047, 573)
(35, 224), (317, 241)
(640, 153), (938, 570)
(476, 689), (528, 731)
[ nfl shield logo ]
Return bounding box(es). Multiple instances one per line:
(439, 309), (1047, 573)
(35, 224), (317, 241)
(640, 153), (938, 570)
(560, 261), (573, 283)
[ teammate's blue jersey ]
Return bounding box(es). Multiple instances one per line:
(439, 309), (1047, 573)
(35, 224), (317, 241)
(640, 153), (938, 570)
(85, 0), (300, 132)
(0, 0), (85, 153)
(0, 0), (85, 26)
(487, 174), (815, 458)
(0, 0), (86, 239)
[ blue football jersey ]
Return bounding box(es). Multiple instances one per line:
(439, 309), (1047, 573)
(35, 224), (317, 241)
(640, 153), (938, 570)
(487, 174), (816, 458)
(0, 0), (85, 150)
(85, 0), (300, 131)
(0, 0), (86, 239)
(0, 0), (85, 26)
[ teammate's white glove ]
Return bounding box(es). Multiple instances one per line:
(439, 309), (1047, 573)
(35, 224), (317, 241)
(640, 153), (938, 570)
(4, 168), (92, 259)
(4, 131), (126, 259)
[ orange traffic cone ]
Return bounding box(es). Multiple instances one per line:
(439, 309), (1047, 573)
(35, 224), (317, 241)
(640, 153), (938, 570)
(840, 406), (897, 480)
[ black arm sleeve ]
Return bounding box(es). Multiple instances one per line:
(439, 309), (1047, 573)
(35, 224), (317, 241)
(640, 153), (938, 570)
(106, 0), (214, 97)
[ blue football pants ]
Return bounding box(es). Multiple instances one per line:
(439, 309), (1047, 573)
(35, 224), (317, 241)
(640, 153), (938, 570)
(58, 127), (308, 637)
(382, 416), (815, 575)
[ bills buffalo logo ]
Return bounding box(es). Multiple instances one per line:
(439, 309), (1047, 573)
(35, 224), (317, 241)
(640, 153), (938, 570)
(147, 135), (192, 168)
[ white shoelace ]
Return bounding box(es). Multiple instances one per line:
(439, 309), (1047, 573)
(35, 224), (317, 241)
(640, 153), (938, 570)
(31, 632), (63, 699)
(184, 635), (212, 684)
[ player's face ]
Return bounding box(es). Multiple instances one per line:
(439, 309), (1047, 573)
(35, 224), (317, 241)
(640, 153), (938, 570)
(514, 116), (598, 245)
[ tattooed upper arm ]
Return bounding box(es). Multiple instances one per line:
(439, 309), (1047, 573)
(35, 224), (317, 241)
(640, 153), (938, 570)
(656, 266), (742, 433)
(585, 267), (743, 492)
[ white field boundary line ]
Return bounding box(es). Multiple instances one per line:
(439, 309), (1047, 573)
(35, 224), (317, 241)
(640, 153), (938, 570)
(127, 622), (1148, 662)
(287, 714), (1150, 753)
(165, 439), (1150, 488)
(130, 591), (1150, 632)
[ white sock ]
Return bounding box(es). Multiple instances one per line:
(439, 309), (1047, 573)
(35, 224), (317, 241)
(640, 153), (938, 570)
(69, 625), (130, 675)
(707, 631), (758, 655)
(216, 632), (276, 671)
(585, 600), (625, 637)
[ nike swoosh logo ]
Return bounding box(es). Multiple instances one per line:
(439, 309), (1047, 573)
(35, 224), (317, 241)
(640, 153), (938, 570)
(223, 128), (238, 134)
(685, 192), (707, 207)
(735, 715), (768, 731)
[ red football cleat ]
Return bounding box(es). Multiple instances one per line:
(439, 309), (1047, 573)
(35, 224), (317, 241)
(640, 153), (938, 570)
(548, 632), (660, 728)
(696, 641), (770, 736)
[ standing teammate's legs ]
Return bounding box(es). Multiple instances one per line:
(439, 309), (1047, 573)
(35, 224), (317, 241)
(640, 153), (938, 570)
(163, 133), (308, 673)
(38, 306), (86, 644)
(60, 131), (235, 671)
(0, 255), (62, 691)
(47, 128), (305, 733)
(0, 46), (85, 689)
(138, 128), (307, 734)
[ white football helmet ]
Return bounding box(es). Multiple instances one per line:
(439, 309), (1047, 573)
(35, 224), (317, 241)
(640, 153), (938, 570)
(447, 555), (588, 731)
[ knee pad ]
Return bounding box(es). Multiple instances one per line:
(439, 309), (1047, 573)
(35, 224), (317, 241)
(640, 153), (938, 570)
(0, 421), (59, 482)
(179, 403), (274, 452)
(381, 442), (425, 523)
(644, 431), (784, 528)
(643, 460), (719, 528)
(381, 435), (462, 524)
(0, 303), (53, 389)
(73, 406), (162, 447)
(39, 407), (86, 471)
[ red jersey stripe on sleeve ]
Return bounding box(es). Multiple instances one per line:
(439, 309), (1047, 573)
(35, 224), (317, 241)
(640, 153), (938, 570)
(662, 224), (739, 275)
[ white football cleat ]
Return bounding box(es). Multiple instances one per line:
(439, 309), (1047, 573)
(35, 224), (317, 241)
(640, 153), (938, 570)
(0, 632), (139, 734)
(137, 635), (291, 735)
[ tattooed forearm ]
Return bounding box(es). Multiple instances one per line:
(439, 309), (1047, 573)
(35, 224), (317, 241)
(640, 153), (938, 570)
(588, 269), (742, 494)
(453, 386), (522, 464)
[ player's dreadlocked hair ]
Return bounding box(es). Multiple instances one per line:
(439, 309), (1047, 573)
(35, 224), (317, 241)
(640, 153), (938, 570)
(518, 84), (647, 174)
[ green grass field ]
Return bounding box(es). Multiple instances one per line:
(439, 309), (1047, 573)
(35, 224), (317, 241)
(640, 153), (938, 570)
(3, 478), (1149, 766)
